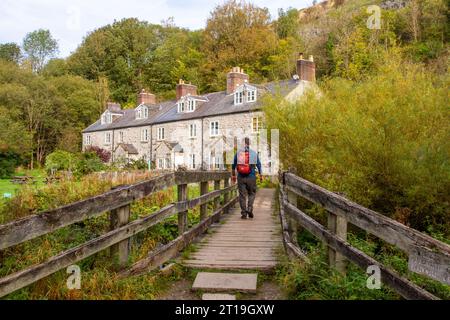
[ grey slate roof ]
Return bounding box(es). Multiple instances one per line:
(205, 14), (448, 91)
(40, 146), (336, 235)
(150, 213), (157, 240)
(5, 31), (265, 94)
(83, 79), (299, 133)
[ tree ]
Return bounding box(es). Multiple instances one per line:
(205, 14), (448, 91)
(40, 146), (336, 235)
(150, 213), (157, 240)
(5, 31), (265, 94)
(0, 43), (21, 64)
(202, 0), (278, 90)
(22, 29), (58, 73)
(275, 8), (300, 40)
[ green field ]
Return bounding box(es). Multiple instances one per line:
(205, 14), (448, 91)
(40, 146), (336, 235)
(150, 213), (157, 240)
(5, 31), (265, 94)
(0, 169), (46, 198)
(0, 179), (20, 196)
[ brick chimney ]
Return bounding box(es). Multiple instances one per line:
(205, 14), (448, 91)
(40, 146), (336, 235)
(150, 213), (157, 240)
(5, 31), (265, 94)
(176, 79), (197, 100)
(106, 102), (121, 112)
(227, 67), (249, 94)
(296, 54), (316, 82)
(137, 89), (156, 105)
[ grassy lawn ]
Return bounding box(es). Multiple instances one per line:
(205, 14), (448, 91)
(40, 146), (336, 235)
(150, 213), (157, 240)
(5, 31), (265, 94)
(0, 179), (20, 196)
(0, 169), (47, 197)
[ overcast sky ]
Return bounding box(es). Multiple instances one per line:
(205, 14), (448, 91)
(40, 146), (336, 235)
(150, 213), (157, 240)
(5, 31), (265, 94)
(0, 0), (311, 58)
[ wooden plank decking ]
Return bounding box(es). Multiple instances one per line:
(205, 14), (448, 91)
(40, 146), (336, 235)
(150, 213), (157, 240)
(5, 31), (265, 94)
(183, 188), (282, 270)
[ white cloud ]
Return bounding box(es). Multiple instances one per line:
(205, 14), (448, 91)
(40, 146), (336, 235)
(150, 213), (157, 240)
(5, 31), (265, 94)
(0, 0), (310, 57)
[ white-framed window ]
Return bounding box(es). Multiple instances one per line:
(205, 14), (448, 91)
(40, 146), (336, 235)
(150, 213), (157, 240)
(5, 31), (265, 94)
(247, 90), (256, 102)
(189, 154), (196, 169)
(189, 123), (197, 138)
(141, 128), (149, 142)
(177, 101), (185, 113)
(157, 127), (165, 140)
(187, 99), (196, 112)
(101, 112), (112, 125)
(210, 121), (219, 136)
(214, 154), (221, 169)
(104, 132), (111, 144)
(118, 131), (124, 143)
(252, 117), (262, 133)
(136, 106), (148, 119)
(234, 91), (243, 105)
(158, 158), (164, 169)
(85, 135), (91, 145)
(165, 158), (171, 169)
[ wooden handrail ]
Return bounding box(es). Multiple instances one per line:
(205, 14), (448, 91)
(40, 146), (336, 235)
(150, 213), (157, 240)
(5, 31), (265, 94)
(281, 189), (438, 300)
(280, 171), (450, 299)
(0, 171), (237, 298)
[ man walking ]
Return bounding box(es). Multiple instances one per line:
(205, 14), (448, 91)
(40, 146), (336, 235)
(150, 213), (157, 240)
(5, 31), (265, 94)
(232, 137), (262, 219)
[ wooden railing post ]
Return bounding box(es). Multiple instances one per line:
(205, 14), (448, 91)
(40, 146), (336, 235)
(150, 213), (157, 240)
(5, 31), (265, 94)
(213, 180), (221, 222)
(327, 212), (347, 274)
(200, 181), (208, 221)
(177, 183), (188, 234)
(287, 189), (299, 244)
(223, 177), (230, 213)
(109, 204), (130, 268)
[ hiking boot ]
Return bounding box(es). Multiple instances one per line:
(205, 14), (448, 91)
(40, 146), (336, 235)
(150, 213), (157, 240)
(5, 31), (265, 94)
(248, 211), (254, 219)
(241, 211), (247, 219)
(241, 214), (247, 219)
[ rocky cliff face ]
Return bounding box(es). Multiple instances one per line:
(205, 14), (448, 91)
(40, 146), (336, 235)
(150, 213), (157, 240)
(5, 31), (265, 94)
(298, 0), (347, 23)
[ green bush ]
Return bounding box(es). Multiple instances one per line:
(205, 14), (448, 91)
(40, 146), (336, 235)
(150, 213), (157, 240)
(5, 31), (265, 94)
(45, 150), (77, 174)
(74, 152), (105, 177)
(124, 158), (148, 170)
(264, 54), (450, 237)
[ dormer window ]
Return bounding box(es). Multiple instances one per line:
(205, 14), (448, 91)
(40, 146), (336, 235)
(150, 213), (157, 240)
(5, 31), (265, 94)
(247, 89), (256, 102)
(177, 96), (205, 113)
(101, 111), (112, 125)
(177, 101), (185, 113)
(233, 84), (257, 105)
(136, 105), (148, 119)
(187, 99), (196, 112)
(234, 91), (243, 105)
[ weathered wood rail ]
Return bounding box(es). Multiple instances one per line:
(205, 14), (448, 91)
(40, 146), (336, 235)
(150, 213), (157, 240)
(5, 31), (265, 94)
(279, 171), (450, 300)
(0, 171), (237, 298)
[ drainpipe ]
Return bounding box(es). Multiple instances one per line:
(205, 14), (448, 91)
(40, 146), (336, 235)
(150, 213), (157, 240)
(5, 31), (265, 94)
(149, 125), (152, 170)
(201, 118), (204, 170)
(111, 129), (115, 163)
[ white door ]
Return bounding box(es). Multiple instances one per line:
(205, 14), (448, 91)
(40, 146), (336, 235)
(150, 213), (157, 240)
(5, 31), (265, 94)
(175, 154), (184, 168)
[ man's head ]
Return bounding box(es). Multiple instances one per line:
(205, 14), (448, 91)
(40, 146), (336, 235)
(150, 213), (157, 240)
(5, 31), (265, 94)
(244, 137), (250, 147)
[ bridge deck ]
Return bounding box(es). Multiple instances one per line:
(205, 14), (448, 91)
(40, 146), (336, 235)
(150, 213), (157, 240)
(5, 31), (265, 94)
(183, 188), (282, 270)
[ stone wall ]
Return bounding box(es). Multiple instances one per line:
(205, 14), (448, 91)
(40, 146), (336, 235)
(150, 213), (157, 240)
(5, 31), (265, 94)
(82, 110), (272, 174)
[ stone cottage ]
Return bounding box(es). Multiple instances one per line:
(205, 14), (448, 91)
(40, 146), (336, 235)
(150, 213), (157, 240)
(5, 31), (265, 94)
(82, 55), (316, 174)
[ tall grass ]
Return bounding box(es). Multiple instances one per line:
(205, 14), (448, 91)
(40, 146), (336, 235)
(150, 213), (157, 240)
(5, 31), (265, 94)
(0, 171), (203, 299)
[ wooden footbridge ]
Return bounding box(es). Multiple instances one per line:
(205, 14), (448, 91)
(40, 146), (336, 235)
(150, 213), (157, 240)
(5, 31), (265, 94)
(0, 171), (448, 299)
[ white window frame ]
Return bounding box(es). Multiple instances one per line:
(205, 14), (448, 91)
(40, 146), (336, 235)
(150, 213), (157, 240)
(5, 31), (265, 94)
(189, 123), (197, 138)
(85, 135), (91, 145)
(158, 158), (164, 169)
(247, 90), (256, 102)
(136, 106), (148, 119)
(234, 91), (243, 105)
(189, 154), (196, 169)
(118, 131), (124, 143)
(177, 101), (185, 113)
(214, 154), (221, 169)
(164, 158), (171, 169)
(104, 132), (111, 144)
(157, 127), (165, 140)
(210, 121), (219, 137)
(187, 99), (196, 112)
(252, 117), (262, 133)
(141, 128), (149, 142)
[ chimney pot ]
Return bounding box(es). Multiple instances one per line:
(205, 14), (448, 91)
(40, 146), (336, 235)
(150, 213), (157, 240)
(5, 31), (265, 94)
(137, 89), (156, 105)
(176, 80), (197, 100)
(226, 66), (249, 94)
